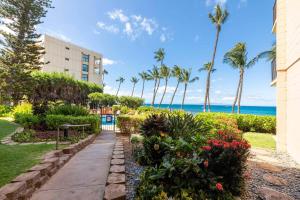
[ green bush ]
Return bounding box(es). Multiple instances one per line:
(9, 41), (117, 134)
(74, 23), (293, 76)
(14, 113), (40, 129)
(11, 129), (36, 143)
(13, 102), (33, 116)
(116, 114), (145, 134)
(118, 96), (144, 109)
(0, 105), (12, 116)
(88, 93), (117, 108)
(45, 114), (100, 133)
(47, 104), (89, 116)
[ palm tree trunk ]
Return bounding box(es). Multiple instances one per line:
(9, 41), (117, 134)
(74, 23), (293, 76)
(203, 72), (211, 112)
(237, 71), (244, 114)
(153, 78), (161, 105)
(116, 82), (121, 96)
(232, 71), (242, 113)
(141, 80), (145, 98)
(169, 80), (180, 107)
(205, 27), (220, 112)
(159, 79), (168, 107)
(181, 84), (187, 109)
(131, 84), (136, 97)
(151, 79), (157, 106)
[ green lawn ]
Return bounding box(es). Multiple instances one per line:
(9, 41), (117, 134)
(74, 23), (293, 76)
(243, 132), (276, 150)
(0, 119), (56, 187)
(0, 119), (20, 139)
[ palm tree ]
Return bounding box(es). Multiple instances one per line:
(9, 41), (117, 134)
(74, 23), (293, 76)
(139, 71), (149, 98)
(169, 65), (182, 107)
(180, 69), (199, 109)
(115, 77), (125, 96)
(257, 43), (276, 62)
(130, 77), (139, 97)
(148, 66), (161, 106)
(158, 65), (171, 107)
(199, 62), (216, 111)
(154, 48), (165, 66)
(223, 42), (261, 114)
(102, 69), (108, 84)
(203, 4), (229, 112)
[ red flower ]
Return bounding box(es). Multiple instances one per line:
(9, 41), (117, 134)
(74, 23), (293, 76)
(217, 130), (224, 135)
(216, 183), (223, 191)
(202, 146), (212, 151)
(203, 160), (209, 168)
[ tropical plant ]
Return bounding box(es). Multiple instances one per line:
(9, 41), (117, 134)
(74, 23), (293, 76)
(169, 65), (182, 107)
(88, 93), (117, 108)
(118, 96), (144, 109)
(102, 69), (108, 84)
(139, 71), (149, 98)
(116, 77), (125, 96)
(130, 77), (139, 97)
(199, 62), (216, 111)
(148, 66), (161, 106)
(203, 4), (229, 112)
(154, 48), (165, 66)
(0, 0), (53, 104)
(158, 65), (171, 107)
(180, 69), (199, 109)
(223, 42), (261, 113)
(257, 43), (276, 62)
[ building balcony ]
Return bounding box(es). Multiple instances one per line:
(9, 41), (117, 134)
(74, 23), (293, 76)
(271, 59), (277, 86)
(272, 0), (277, 33)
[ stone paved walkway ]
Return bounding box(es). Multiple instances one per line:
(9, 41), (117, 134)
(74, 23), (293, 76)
(30, 130), (115, 200)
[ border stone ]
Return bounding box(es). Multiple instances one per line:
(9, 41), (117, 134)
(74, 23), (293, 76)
(263, 174), (288, 186)
(104, 184), (126, 200)
(12, 171), (41, 187)
(28, 163), (53, 176)
(112, 154), (124, 159)
(111, 159), (125, 165)
(110, 165), (125, 173)
(113, 151), (124, 155)
(0, 182), (26, 199)
(258, 187), (295, 200)
(41, 157), (59, 168)
(107, 173), (125, 184)
(0, 194), (8, 200)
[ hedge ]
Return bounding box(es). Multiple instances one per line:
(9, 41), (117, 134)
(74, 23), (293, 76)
(45, 114), (100, 133)
(195, 113), (276, 134)
(117, 114), (146, 134)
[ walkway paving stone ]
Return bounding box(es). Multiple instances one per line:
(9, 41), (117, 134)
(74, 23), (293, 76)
(30, 131), (115, 200)
(110, 165), (125, 173)
(112, 154), (124, 159)
(104, 184), (126, 200)
(111, 159), (125, 165)
(258, 187), (295, 200)
(107, 173), (125, 184)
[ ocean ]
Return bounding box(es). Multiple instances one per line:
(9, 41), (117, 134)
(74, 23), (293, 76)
(145, 104), (276, 116)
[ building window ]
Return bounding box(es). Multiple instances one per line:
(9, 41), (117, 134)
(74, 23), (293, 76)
(64, 68), (69, 72)
(66, 47), (70, 50)
(82, 54), (89, 62)
(82, 74), (88, 81)
(82, 64), (89, 72)
(65, 58), (69, 61)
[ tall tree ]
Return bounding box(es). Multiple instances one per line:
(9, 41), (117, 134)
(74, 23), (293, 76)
(169, 65), (182, 107)
(115, 77), (125, 96)
(130, 77), (139, 97)
(199, 62), (216, 111)
(158, 65), (171, 107)
(139, 71), (149, 98)
(180, 69), (199, 109)
(257, 43), (276, 62)
(153, 48), (165, 99)
(0, 0), (52, 104)
(223, 42), (260, 114)
(102, 69), (108, 85)
(148, 66), (160, 106)
(203, 4), (229, 112)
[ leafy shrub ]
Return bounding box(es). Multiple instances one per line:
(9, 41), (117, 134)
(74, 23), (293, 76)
(140, 114), (169, 137)
(88, 93), (117, 108)
(45, 114), (100, 133)
(13, 102), (33, 116)
(12, 129), (36, 143)
(14, 113), (40, 129)
(118, 96), (144, 109)
(47, 104), (89, 116)
(0, 105), (12, 116)
(116, 114), (145, 134)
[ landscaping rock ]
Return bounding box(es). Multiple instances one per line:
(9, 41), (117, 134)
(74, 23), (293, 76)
(35, 175), (49, 188)
(12, 171), (41, 187)
(107, 173), (125, 184)
(111, 159), (125, 165)
(113, 151), (124, 155)
(263, 174), (288, 186)
(114, 148), (124, 151)
(104, 184), (126, 200)
(47, 166), (58, 177)
(256, 162), (283, 173)
(112, 154), (124, 159)
(0, 182), (26, 199)
(62, 146), (75, 155)
(19, 187), (35, 200)
(41, 157), (59, 167)
(43, 150), (63, 159)
(28, 163), (53, 176)
(110, 165), (125, 173)
(0, 194), (8, 200)
(258, 187), (295, 200)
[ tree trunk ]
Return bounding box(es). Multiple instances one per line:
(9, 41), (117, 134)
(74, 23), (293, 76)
(203, 71), (211, 112)
(116, 82), (121, 96)
(232, 71), (242, 113)
(141, 80), (145, 98)
(152, 78), (161, 106)
(204, 27), (220, 112)
(151, 79), (157, 106)
(181, 84), (187, 109)
(159, 79), (168, 107)
(169, 80), (180, 107)
(237, 71), (244, 114)
(131, 83), (136, 97)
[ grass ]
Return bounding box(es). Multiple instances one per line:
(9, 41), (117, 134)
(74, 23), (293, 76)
(243, 132), (276, 150)
(0, 118), (56, 187)
(0, 118), (20, 140)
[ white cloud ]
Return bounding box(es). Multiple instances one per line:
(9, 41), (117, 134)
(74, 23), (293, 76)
(140, 18), (158, 35)
(124, 22), (133, 36)
(222, 96), (235, 101)
(215, 90), (221, 94)
(160, 34), (166, 42)
(157, 86), (176, 94)
(103, 58), (117, 66)
(108, 9), (129, 23)
(206, 0), (227, 6)
(96, 22), (119, 34)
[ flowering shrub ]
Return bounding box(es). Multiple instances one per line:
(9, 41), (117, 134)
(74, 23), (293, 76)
(135, 113), (251, 199)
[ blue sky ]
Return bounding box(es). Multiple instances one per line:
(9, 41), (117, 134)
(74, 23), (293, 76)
(39, 0), (276, 106)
